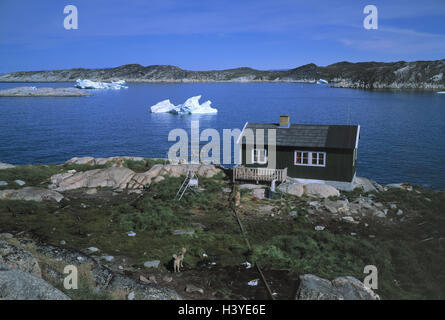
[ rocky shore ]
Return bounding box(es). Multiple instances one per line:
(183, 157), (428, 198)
(0, 86), (91, 97)
(0, 59), (444, 90)
(1, 156), (444, 299)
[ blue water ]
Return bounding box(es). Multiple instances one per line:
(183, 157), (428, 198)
(0, 82), (444, 189)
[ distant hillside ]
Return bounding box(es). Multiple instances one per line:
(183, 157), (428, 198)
(1, 59), (444, 90)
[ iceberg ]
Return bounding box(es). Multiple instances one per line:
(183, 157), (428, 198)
(150, 95), (218, 114)
(75, 79), (128, 90)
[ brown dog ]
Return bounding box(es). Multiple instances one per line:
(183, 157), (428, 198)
(173, 248), (187, 272)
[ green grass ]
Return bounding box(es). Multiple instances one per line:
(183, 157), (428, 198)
(1, 164), (445, 299)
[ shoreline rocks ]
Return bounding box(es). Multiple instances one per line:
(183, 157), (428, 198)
(295, 274), (380, 300)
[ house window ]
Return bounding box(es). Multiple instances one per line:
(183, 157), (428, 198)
(294, 151), (326, 167)
(252, 149), (267, 164)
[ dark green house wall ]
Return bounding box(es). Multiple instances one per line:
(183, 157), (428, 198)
(241, 145), (356, 182)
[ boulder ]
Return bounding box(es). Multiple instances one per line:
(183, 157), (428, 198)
(277, 182), (304, 197)
(185, 284), (204, 294)
(295, 274), (379, 300)
(0, 240), (41, 277)
(304, 183), (340, 198)
(0, 268), (71, 300)
(0, 187), (64, 202)
(353, 177), (383, 193)
(0, 233), (14, 240)
(0, 162), (15, 170)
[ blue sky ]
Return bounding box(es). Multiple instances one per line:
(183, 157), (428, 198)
(0, 0), (444, 73)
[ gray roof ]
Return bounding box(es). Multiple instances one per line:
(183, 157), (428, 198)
(240, 123), (359, 149)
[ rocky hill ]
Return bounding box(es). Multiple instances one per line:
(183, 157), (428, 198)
(1, 59), (444, 90)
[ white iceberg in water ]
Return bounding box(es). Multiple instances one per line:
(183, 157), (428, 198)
(150, 95), (218, 114)
(75, 79), (128, 90)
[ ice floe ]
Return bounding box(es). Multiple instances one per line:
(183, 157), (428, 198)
(150, 95), (218, 114)
(75, 79), (128, 90)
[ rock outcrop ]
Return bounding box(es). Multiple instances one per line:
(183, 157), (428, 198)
(49, 161), (221, 191)
(0, 187), (64, 202)
(277, 182), (304, 197)
(0, 240), (41, 277)
(295, 274), (380, 300)
(0, 267), (71, 300)
(353, 177), (384, 192)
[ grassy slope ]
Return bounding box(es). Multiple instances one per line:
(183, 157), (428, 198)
(0, 164), (444, 299)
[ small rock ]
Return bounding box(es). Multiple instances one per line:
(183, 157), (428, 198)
(80, 203), (87, 209)
(143, 260), (160, 269)
(185, 284), (204, 294)
(0, 181), (8, 186)
(248, 279), (259, 286)
(289, 210), (298, 216)
(173, 229), (195, 236)
(314, 226), (325, 231)
(87, 247), (99, 253)
(128, 292), (135, 300)
(222, 188), (231, 193)
(127, 231), (136, 237)
(396, 209), (404, 216)
(14, 180), (25, 186)
(0, 233), (13, 239)
(85, 188), (97, 195)
(139, 275), (150, 283)
(101, 256), (114, 262)
(163, 276), (173, 283)
(59, 240), (66, 245)
(390, 204), (397, 209)
(350, 232), (357, 236)
(342, 216), (356, 223)
(149, 275), (157, 284)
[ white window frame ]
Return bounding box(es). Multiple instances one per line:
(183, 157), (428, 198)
(252, 148), (267, 164)
(294, 150), (326, 167)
